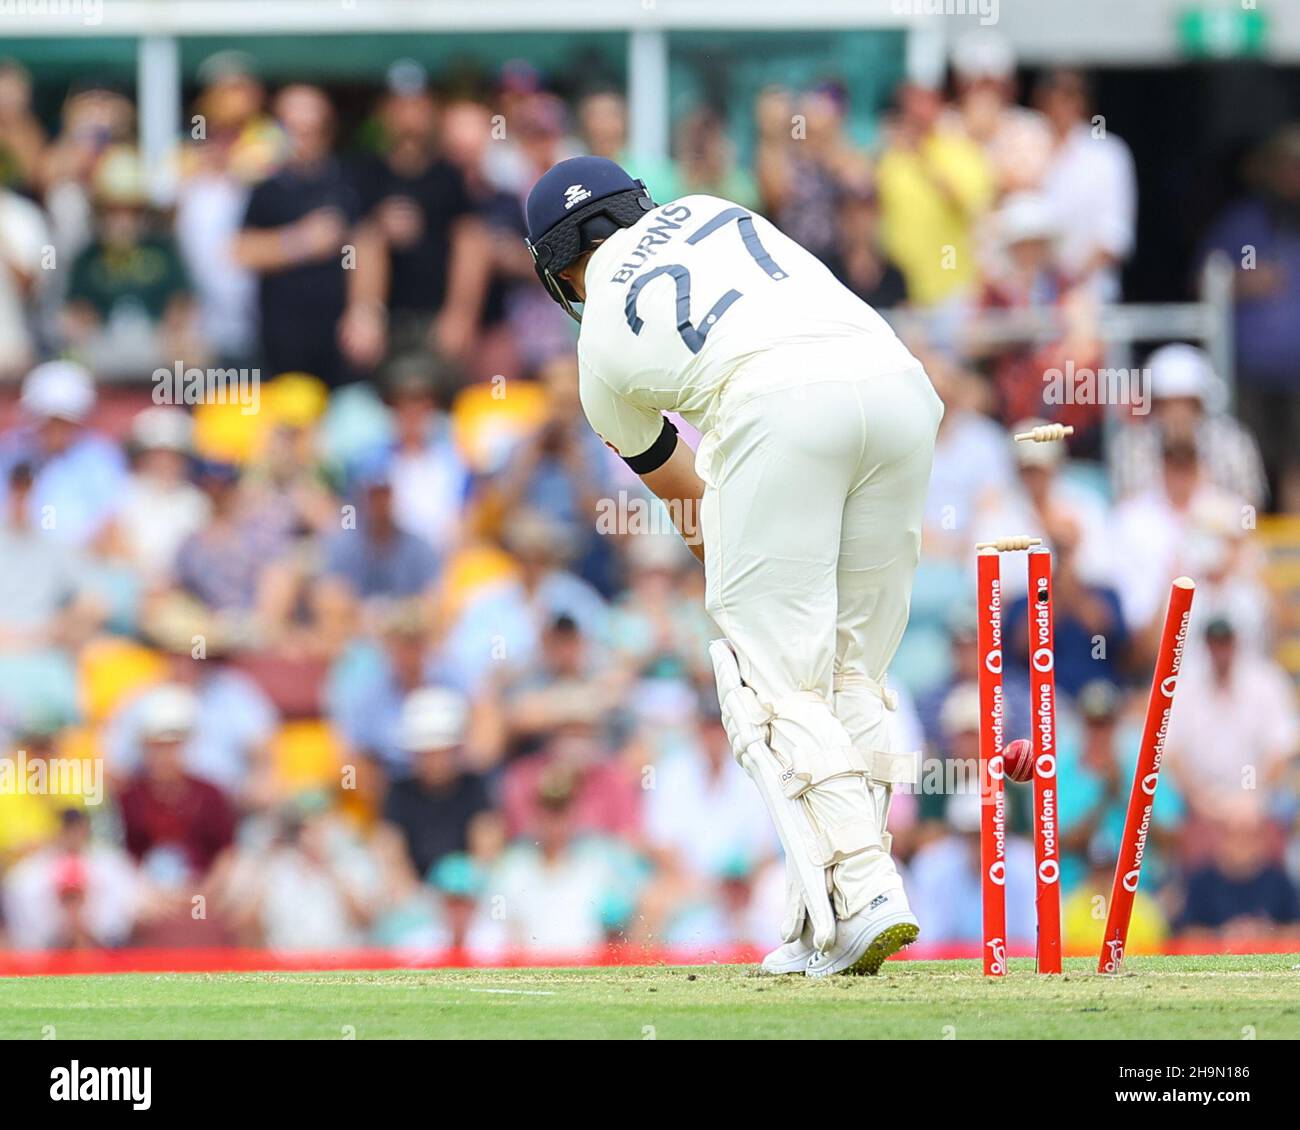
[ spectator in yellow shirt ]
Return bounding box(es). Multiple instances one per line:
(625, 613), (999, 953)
(877, 82), (995, 307)
(0, 723), (94, 866)
(1063, 851), (1169, 957)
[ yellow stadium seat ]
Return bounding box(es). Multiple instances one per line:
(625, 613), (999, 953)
(192, 372), (329, 465)
(57, 724), (103, 773)
(263, 372), (330, 428)
(450, 379), (548, 472)
(192, 398), (267, 465)
(269, 719), (344, 793)
(268, 719), (385, 826)
(439, 542), (520, 621)
(78, 638), (168, 724)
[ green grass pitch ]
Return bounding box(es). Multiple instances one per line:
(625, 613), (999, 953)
(2, 955), (1296, 1039)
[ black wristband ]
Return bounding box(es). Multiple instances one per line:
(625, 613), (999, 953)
(623, 416), (679, 474)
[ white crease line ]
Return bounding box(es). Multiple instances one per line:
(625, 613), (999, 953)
(467, 988), (557, 996)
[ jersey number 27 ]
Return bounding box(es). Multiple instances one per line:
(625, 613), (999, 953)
(623, 207), (788, 354)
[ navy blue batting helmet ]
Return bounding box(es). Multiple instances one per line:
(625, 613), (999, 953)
(524, 156), (654, 322)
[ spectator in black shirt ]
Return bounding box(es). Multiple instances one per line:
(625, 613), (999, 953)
(825, 176), (908, 310)
(234, 85), (383, 386)
(352, 80), (489, 367)
(441, 97), (539, 379)
(1177, 809), (1299, 938)
(383, 687), (493, 879)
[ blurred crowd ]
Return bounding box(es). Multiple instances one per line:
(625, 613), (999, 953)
(0, 35), (1298, 958)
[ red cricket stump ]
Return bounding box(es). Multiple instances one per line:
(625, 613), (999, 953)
(1027, 549), (1061, 974)
(1098, 576), (1196, 974)
(976, 548), (1007, 976)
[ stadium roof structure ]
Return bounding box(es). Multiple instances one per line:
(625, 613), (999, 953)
(4, 0), (1299, 64)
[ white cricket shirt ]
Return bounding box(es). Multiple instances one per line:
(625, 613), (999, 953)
(576, 194), (917, 459)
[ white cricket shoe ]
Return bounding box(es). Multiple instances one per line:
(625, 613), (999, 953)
(757, 921), (814, 975)
(804, 890), (919, 978)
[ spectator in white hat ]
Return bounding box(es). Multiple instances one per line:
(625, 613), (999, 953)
(974, 192), (1069, 313)
(969, 192), (1106, 445)
(102, 640), (279, 802)
(382, 687), (492, 880)
(116, 684), (238, 889)
(0, 360), (126, 547)
(1112, 437), (1257, 647)
(109, 406), (210, 579)
(1110, 343), (1267, 509)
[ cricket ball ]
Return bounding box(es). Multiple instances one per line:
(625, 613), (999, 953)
(1003, 738), (1034, 783)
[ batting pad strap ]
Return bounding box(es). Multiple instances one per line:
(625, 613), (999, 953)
(868, 749), (919, 786)
(813, 817), (879, 867)
(833, 671), (899, 712)
(767, 693), (861, 799)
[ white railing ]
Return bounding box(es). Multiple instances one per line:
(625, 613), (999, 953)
(881, 252), (1238, 409)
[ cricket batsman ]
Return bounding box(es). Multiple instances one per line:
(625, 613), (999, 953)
(525, 157), (943, 976)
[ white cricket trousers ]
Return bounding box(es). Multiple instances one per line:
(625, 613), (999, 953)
(699, 357), (944, 916)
